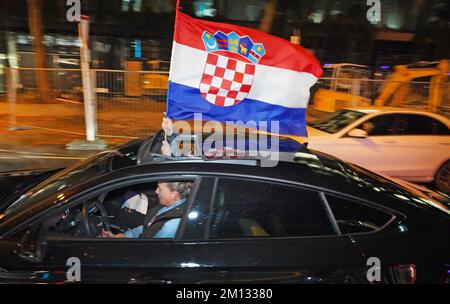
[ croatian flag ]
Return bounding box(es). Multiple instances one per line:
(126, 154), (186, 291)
(166, 7), (323, 140)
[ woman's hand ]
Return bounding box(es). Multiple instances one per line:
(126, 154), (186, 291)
(101, 230), (126, 238)
(161, 140), (172, 156)
(162, 113), (173, 136)
(101, 229), (116, 238)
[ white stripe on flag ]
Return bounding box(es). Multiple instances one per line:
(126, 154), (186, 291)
(169, 43), (317, 109)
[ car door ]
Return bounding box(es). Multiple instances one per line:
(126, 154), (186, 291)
(320, 113), (404, 177)
(0, 224), (70, 284)
(178, 177), (367, 284)
(329, 113), (450, 181)
(317, 114), (396, 172)
(0, 174), (206, 284)
(323, 194), (420, 284)
(383, 114), (450, 181)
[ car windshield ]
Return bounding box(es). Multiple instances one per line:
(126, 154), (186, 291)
(309, 109), (367, 134)
(1, 152), (114, 220)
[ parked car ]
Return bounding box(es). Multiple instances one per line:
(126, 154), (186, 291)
(0, 134), (449, 284)
(307, 107), (450, 193)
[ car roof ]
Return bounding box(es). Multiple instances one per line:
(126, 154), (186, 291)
(343, 106), (450, 121)
(344, 106), (441, 115)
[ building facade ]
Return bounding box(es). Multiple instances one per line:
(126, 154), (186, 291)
(0, 0), (448, 71)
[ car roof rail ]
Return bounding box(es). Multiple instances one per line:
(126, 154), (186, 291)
(201, 157), (260, 166)
(151, 156), (261, 167)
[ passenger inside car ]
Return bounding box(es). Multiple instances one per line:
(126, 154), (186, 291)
(46, 180), (193, 239)
(360, 115), (397, 136)
(101, 181), (193, 239)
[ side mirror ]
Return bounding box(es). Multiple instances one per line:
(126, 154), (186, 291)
(16, 224), (47, 263)
(347, 128), (368, 138)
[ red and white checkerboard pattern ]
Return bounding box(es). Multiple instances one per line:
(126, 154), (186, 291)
(200, 53), (255, 107)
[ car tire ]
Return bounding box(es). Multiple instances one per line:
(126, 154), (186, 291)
(434, 160), (450, 194)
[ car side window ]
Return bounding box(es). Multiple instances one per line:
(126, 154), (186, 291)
(359, 114), (397, 136)
(396, 114), (450, 135)
(325, 195), (393, 234)
(45, 179), (195, 240)
(208, 178), (335, 239)
(46, 182), (160, 239)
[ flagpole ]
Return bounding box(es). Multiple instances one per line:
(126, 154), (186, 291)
(165, 0), (181, 121)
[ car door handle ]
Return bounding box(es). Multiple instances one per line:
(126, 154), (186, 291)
(438, 143), (450, 146)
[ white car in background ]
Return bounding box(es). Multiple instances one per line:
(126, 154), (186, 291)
(307, 107), (450, 193)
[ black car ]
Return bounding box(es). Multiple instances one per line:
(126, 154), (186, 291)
(0, 133), (449, 284)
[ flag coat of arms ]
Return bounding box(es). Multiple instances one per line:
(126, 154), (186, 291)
(166, 8), (323, 139)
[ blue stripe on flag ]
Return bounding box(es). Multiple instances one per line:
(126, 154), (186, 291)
(166, 81), (307, 137)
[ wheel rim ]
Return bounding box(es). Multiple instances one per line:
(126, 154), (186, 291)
(436, 161), (450, 193)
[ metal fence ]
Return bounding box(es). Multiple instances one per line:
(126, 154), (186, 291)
(0, 68), (6, 95)
(1, 68), (449, 140)
(313, 77), (450, 116)
(1, 68), (167, 139)
(95, 70), (166, 138)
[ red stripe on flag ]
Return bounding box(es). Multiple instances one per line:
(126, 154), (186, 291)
(174, 12), (322, 78)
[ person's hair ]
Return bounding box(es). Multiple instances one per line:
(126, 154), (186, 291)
(166, 181), (193, 199)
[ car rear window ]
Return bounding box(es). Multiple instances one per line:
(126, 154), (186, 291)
(396, 114), (450, 135)
(325, 195), (394, 234)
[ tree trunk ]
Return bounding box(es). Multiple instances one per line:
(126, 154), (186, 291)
(27, 0), (51, 102)
(259, 0), (277, 33)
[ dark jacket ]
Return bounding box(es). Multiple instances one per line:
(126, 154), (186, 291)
(141, 201), (188, 238)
